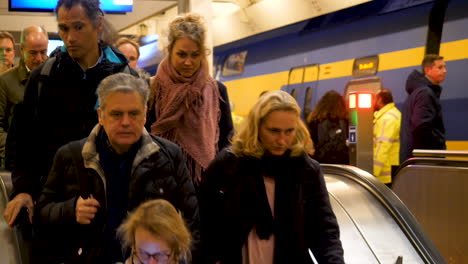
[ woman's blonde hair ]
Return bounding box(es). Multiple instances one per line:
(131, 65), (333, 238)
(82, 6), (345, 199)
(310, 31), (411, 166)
(167, 13), (207, 57)
(117, 199), (191, 263)
(231, 90), (314, 158)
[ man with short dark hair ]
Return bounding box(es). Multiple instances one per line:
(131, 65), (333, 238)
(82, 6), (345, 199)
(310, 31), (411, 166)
(4, 0), (137, 227)
(0, 31), (15, 73)
(36, 73), (199, 263)
(400, 54), (447, 163)
(373, 89), (401, 185)
(0, 26), (48, 168)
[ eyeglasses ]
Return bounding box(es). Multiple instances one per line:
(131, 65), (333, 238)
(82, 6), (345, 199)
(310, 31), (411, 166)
(132, 248), (172, 264)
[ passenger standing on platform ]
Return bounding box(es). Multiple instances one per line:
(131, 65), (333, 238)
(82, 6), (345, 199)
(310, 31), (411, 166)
(400, 54), (447, 163)
(148, 13), (233, 185)
(373, 89), (401, 185)
(200, 90), (344, 264)
(307, 90), (349, 164)
(0, 26), (48, 169)
(0, 31), (15, 73)
(118, 199), (192, 264)
(35, 73), (199, 263)
(3, 0), (138, 227)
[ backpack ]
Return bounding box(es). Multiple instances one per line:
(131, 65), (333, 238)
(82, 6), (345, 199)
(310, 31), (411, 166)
(313, 119), (349, 164)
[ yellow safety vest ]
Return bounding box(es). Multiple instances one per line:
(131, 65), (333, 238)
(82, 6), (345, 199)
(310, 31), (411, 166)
(373, 103), (401, 184)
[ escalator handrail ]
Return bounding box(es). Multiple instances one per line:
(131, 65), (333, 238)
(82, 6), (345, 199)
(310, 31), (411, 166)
(321, 164), (446, 264)
(395, 157), (468, 180)
(413, 149), (468, 157)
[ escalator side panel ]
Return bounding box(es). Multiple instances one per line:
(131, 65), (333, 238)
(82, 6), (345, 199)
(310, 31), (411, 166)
(392, 165), (468, 264)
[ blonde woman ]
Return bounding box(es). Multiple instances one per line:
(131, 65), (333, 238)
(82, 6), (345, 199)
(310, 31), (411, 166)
(200, 90), (344, 264)
(148, 13), (233, 185)
(118, 199), (191, 264)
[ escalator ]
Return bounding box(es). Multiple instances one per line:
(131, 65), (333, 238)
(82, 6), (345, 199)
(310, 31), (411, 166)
(323, 165), (445, 264)
(0, 171), (23, 264)
(0, 166), (445, 264)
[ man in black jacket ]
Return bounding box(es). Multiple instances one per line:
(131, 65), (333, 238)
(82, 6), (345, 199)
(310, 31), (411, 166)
(36, 73), (199, 263)
(4, 0), (137, 227)
(400, 54), (447, 163)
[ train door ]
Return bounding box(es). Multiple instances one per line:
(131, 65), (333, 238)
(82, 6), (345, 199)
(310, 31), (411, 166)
(282, 64), (319, 120)
(345, 55), (381, 173)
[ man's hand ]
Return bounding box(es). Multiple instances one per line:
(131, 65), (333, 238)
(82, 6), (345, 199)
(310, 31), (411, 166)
(75, 195), (100, 224)
(3, 193), (34, 227)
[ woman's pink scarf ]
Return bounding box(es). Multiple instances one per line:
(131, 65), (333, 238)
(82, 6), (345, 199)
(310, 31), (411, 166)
(150, 57), (220, 182)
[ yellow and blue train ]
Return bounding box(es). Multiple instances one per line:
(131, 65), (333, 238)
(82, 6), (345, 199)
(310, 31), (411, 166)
(213, 0), (468, 151)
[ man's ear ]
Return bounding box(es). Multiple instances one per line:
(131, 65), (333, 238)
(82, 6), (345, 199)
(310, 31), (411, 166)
(423, 66), (431, 75)
(96, 16), (104, 33)
(97, 108), (102, 125)
(20, 44), (25, 61)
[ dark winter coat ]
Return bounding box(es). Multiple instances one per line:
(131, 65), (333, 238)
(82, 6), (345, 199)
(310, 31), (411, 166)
(8, 45), (137, 199)
(308, 118), (349, 164)
(400, 70), (446, 163)
(35, 125), (199, 263)
(199, 149), (344, 264)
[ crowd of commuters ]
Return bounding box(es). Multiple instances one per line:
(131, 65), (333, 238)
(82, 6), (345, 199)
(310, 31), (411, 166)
(0, 0), (451, 262)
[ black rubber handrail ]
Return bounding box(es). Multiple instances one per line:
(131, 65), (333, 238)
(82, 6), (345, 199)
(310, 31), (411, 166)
(413, 149), (468, 157)
(395, 157), (468, 179)
(322, 164), (446, 264)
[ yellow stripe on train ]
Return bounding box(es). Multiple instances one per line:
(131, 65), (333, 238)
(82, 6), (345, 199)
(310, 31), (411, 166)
(225, 39), (468, 117)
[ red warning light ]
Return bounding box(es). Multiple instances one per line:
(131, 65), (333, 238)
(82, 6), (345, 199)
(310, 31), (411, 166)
(358, 93), (372, 108)
(349, 94), (356, 109)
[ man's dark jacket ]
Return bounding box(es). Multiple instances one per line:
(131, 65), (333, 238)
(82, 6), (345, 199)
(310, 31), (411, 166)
(199, 149), (344, 264)
(35, 125), (200, 263)
(8, 45), (137, 199)
(400, 70), (446, 163)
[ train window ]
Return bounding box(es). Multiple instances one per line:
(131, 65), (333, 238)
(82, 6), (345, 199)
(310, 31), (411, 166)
(222, 51), (248, 77)
(291, 89), (298, 99)
(303, 87), (313, 119)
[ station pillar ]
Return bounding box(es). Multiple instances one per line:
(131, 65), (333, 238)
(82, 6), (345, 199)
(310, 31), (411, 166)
(345, 77), (382, 174)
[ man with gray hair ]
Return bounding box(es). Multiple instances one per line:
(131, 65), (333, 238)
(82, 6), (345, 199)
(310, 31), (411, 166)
(0, 26), (48, 168)
(35, 73), (200, 263)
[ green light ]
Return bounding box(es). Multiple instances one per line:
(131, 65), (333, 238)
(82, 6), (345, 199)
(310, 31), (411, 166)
(350, 110), (358, 126)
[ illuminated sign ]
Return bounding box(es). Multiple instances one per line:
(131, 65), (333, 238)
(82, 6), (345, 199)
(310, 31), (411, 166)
(358, 93), (372, 108)
(358, 62), (374, 70)
(352, 55), (379, 78)
(349, 94), (357, 109)
(348, 93), (373, 109)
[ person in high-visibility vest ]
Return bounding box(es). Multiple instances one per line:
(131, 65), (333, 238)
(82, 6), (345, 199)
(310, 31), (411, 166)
(373, 89), (401, 185)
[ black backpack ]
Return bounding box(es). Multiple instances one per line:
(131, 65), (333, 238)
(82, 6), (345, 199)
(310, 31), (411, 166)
(313, 119), (349, 164)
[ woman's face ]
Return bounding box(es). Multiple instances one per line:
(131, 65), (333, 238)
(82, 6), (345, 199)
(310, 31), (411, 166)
(259, 110), (298, 156)
(133, 227), (172, 264)
(170, 36), (202, 78)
